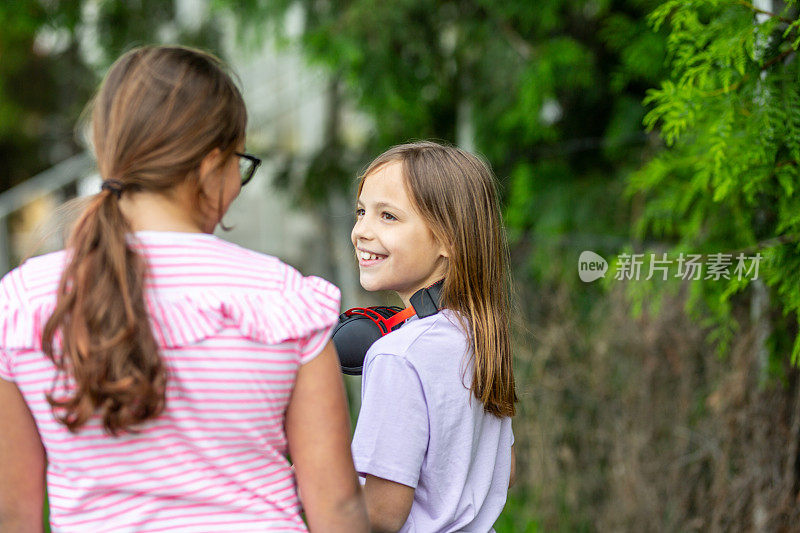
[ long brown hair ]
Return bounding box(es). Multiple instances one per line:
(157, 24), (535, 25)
(42, 45), (247, 434)
(358, 141), (517, 417)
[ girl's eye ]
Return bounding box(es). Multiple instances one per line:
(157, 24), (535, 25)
(355, 208), (365, 217)
(381, 212), (397, 221)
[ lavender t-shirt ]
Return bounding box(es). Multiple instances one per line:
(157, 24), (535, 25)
(351, 310), (513, 532)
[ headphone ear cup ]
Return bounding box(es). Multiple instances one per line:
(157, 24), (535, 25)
(332, 306), (402, 375)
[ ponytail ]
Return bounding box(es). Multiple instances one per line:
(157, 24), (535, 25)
(41, 45), (246, 434)
(42, 189), (165, 435)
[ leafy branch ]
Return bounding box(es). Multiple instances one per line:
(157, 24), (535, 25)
(704, 47), (796, 96)
(635, 0), (800, 363)
(736, 0), (793, 24)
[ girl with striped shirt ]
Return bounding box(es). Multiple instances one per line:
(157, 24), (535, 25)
(0, 45), (368, 532)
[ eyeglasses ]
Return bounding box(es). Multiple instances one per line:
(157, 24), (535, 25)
(235, 152), (261, 186)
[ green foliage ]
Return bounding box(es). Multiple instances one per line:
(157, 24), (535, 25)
(220, 0), (669, 288)
(0, 1), (225, 194)
(0, 2), (89, 191)
(633, 0), (800, 362)
(91, 1), (225, 64)
(493, 488), (544, 532)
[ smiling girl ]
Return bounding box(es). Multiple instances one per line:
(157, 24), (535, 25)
(350, 141), (517, 532)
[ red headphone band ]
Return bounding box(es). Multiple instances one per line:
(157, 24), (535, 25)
(342, 308), (392, 334)
(342, 305), (416, 335)
(384, 306), (416, 329)
(341, 279), (443, 338)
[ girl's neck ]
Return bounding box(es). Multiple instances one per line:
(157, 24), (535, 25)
(119, 187), (208, 234)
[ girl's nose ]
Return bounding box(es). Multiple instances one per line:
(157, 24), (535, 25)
(352, 215), (377, 246)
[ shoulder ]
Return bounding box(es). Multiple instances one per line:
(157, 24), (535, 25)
(366, 310), (469, 368)
(199, 237), (339, 299)
(132, 234), (341, 346)
(191, 237), (341, 303)
(1, 250), (67, 304)
(134, 232), (282, 282)
(192, 236), (285, 275)
(132, 232), (338, 298)
(0, 250), (67, 351)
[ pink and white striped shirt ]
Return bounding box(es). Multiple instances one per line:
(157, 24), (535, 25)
(0, 231), (341, 532)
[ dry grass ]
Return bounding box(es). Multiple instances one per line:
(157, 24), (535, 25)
(510, 280), (800, 532)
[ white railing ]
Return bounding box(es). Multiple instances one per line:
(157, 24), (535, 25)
(0, 152), (95, 275)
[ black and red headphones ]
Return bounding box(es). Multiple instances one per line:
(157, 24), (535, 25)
(332, 280), (443, 375)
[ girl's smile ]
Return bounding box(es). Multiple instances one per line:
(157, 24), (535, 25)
(357, 249), (388, 267)
(351, 161), (448, 307)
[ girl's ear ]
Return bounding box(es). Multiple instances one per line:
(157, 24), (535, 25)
(436, 235), (450, 259)
(197, 148), (222, 197)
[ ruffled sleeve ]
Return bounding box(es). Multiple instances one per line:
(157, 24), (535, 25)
(0, 358), (10, 381)
(146, 273), (341, 360)
(0, 341), (12, 381)
(0, 268), (33, 381)
(1, 244), (343, 371)
(270, 275), (340, 364)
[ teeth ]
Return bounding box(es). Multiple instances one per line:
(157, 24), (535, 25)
(359, 251), (382, 260)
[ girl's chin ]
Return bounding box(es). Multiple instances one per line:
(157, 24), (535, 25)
(357, 278), (421, 302)
(358, 278), (387, 293)
(358, 273), (402, 294)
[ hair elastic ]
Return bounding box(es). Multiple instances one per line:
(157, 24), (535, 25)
(101, 179), (125, 199)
